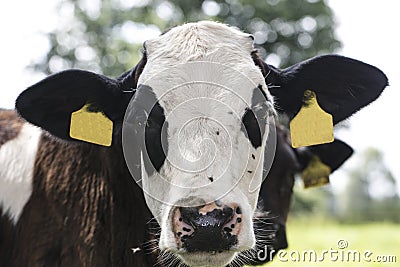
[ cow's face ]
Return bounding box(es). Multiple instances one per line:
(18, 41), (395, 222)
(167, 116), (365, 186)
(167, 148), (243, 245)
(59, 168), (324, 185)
(16, 21), (387, 267)
(122, 22), (276, 265)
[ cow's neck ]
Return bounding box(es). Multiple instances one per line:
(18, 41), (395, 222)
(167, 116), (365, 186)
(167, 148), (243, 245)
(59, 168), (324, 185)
(15, 133), (155, 266)
(110, 134), (171, 266)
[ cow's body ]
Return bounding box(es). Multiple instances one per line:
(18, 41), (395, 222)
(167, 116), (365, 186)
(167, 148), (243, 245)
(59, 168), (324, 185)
(0, 21), (387, 267)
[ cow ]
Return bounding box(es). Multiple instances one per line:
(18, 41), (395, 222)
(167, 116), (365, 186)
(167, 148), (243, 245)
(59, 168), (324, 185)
(0, 21), (387, 266)
(0, 110), (353, 266)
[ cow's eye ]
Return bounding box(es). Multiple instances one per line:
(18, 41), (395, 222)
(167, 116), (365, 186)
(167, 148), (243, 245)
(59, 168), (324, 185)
(146, 118), (153, 127)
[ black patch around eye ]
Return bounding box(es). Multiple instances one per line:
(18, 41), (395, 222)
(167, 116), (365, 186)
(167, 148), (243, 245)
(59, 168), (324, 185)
(145, 100), (167, 173)
(241, 85), (271, 148)
(242, 108), (262, 148)
(126, 84), (167, 175)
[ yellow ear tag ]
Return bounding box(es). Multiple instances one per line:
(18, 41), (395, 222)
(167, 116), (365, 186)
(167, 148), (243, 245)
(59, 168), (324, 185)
(301, 155), (331, 188)
(290, 90), (334, 148)
(70, 104), (113, 146)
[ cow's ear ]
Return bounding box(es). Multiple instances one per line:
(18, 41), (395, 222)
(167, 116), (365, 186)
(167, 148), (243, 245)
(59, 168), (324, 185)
(294, 139), (353, 188)
(295, 139), (353, 173)
(16, 69), (135, 141)
(263, 55), (388, 124)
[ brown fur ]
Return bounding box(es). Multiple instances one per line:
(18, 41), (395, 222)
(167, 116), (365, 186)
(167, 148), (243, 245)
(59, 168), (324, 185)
(0, 110), (26, 267)
(0, 109), (24, 146)
(0, 207), (15, 267)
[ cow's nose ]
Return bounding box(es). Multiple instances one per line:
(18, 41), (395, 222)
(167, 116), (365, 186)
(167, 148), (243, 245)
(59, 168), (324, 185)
(172, 201), (243, 252)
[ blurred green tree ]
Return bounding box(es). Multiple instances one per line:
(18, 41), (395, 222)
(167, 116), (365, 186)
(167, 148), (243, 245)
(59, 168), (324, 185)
(290, 182), (336, 218)
(30, 0), (341, 77)
(339, 148), (399, 223)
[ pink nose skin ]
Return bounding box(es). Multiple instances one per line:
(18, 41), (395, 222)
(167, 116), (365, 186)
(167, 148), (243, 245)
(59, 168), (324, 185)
(172, 201), (243, 251)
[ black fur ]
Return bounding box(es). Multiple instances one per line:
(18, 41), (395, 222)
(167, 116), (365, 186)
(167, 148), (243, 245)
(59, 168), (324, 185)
(122, 85), (167, 176)
(262, 55), (388, 123)
(15, 70), (132, 142)
(241, 85), (271, 148)
(295, 139), (353, 172)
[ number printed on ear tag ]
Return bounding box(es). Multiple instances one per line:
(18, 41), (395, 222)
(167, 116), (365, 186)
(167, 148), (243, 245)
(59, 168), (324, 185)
(290, 90), (334, 148)
(70, 104), (113, 146)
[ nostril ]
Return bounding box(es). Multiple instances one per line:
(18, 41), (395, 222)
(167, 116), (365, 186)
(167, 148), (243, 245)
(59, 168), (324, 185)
(172, 201), (243, 252)
(180, 207), (198, 220)
(222, 205), (234, 218)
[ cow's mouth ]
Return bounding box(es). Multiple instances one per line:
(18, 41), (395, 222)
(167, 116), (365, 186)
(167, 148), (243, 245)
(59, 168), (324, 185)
(166, 201), (246, 266)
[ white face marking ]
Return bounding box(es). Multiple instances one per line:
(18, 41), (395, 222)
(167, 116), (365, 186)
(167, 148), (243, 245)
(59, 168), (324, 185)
(0, 123), (41, 224)
(126, 21), (275, 266)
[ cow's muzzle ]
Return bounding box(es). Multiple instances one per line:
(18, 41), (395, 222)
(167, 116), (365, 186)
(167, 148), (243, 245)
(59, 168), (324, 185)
(172, 201), (243, 252)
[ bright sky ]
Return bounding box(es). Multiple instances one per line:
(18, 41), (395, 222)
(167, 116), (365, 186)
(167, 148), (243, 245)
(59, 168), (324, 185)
(0, 0), (398, 192)
(327, 0), (400, 193)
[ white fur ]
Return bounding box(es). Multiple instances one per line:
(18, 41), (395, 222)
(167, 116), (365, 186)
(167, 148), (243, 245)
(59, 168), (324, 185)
(136, 21), (275, 266)
(0, 123), (42, 224)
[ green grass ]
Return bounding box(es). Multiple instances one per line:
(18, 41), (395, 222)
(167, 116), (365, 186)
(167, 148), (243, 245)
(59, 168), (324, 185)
(260, 218), (400, 267)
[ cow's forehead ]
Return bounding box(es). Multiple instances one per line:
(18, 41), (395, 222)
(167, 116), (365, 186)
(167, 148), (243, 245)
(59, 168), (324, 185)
(137, 21), (272, 117)
(140, 62), (261, 117)
(144, 21), (254, 60)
